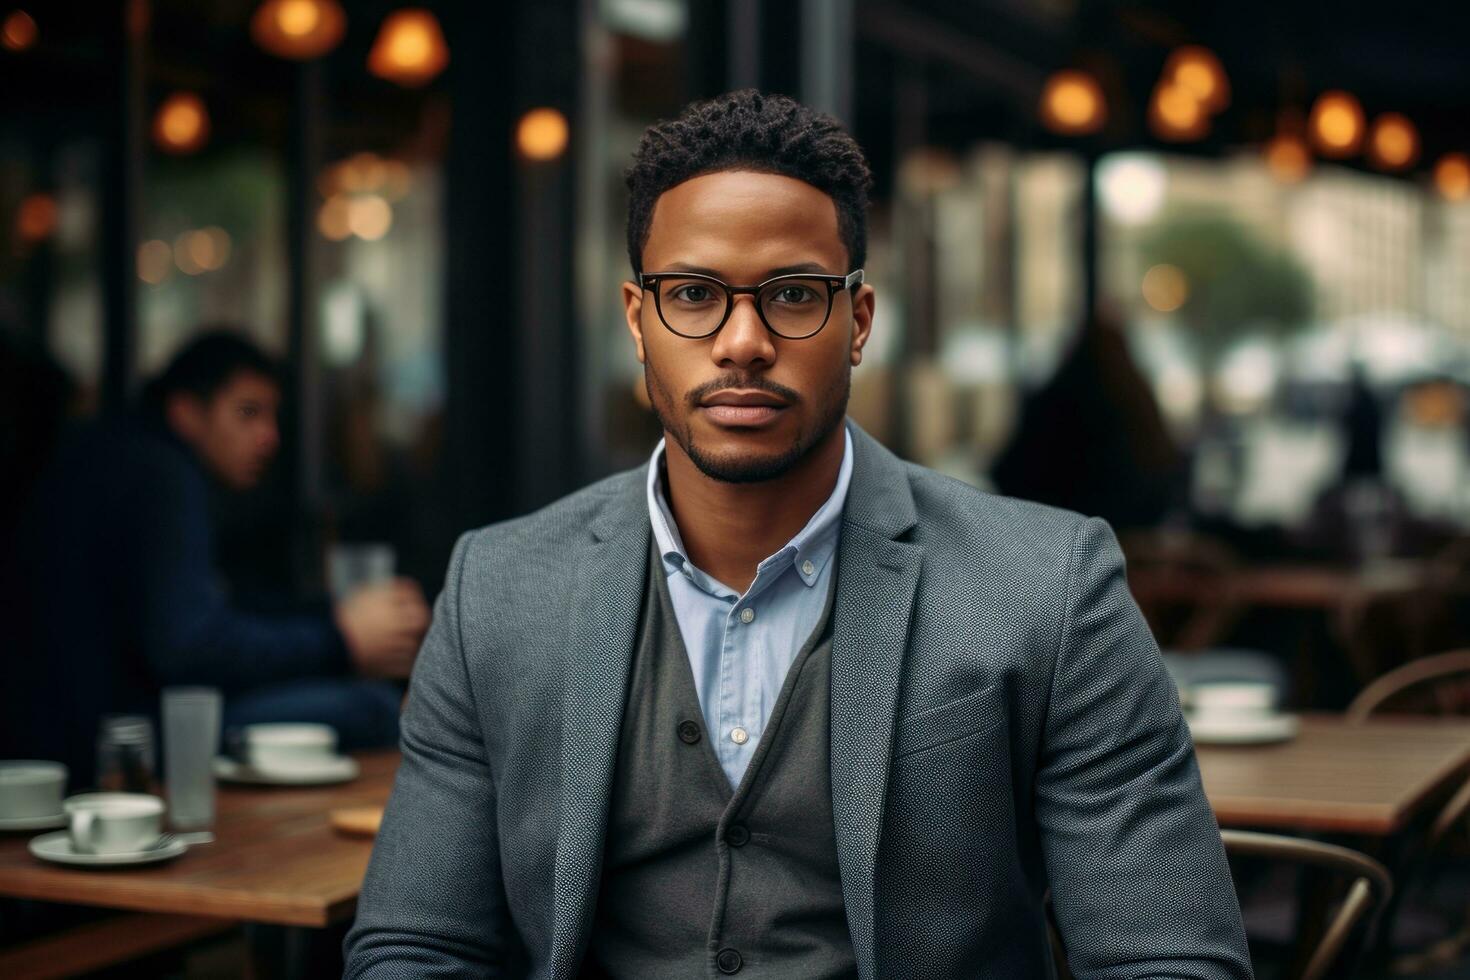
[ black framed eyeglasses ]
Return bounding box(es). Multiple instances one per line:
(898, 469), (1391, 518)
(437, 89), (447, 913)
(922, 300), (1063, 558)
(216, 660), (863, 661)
(639, 269), (865, 340)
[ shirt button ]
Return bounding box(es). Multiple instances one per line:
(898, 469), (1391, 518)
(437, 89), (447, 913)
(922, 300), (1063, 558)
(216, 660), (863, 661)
(730, 726), (749, 745)
(802, 559), (815, 576)
(716, 948), (743, 974)
(726, 823), (750, 847)
(739, 607), (755, 624)
(677, 720), (701, 744)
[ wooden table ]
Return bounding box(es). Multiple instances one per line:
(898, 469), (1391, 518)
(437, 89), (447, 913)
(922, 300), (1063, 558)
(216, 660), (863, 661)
(1195, 714), (1470, 835)
(1129, 561), (1435, 685)
(0, 751), (399, 978)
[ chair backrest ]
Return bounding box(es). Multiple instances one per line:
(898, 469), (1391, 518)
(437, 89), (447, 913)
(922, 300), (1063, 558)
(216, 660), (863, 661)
(1347, 648), (1470, 862)
(1222, 830), (1393, 980)
(1346, 649), (1470, 721)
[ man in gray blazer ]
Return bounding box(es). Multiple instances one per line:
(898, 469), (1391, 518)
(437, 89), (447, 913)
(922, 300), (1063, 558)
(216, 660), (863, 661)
(345, 90), (1251, 979)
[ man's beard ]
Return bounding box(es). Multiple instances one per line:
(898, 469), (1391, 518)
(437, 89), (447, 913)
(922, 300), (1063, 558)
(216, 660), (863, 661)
(644, 359), (850, 484)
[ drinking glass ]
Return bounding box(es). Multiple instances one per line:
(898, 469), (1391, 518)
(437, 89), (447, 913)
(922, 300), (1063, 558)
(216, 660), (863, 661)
(97, 714), (157, 794)
(326, 542), (396, 599)
(161, 687), (221, 830)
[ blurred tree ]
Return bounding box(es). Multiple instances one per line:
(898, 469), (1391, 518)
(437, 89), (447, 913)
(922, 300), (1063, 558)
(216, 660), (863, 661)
(1140, 211), (1313, 363)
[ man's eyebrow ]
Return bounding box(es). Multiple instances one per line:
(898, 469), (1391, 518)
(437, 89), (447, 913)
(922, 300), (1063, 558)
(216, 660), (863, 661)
(658, 261), (837, 278)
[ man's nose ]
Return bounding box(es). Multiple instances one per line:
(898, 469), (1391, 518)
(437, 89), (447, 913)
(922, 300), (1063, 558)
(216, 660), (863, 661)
(709, 294), (775, 369)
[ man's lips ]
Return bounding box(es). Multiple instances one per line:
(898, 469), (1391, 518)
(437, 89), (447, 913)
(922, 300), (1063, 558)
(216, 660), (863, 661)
(699, 389), (788, 408)
(698, 389), (789, 426)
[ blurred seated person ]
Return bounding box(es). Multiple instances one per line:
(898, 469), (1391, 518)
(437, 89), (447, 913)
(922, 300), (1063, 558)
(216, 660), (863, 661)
(7, 330), (429, 784)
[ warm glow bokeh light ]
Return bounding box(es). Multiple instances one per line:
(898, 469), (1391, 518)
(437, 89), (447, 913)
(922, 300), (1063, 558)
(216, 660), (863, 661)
(1142, 264), (1189, 313)
(152, 93), (210, 155)
(346, 195), (392, 240)
(517, 108), (570, 161)
(1368, 113), (1419, 171)
(173, 226), (231, 273)
(318, 195), (353, 240)
(1436, 154), (1470, 202)
(2, 9), (37, 51)
(1039, 70), (1105, 136)
(367, 9), (449, 87)
(1166, 47), (1229, 113)
(278, 0), (319, 35)
(251, 0), (346, 60)
(137, 240), (172, 284)
(15, 192), (57, 242)
(1309, 91), (1364, 158)
(1149, 83), (1208, 141)
(1265, 134), (1312, 183)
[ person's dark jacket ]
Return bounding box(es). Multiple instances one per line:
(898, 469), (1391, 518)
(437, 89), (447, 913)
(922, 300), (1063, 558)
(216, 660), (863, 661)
(5, 414), (347, 785)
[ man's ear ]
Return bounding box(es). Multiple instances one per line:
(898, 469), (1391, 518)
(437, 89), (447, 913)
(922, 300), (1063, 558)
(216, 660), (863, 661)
(849, 283), (875, 366)
(164, 392), (207, 444)
(622, 280), (647, 364)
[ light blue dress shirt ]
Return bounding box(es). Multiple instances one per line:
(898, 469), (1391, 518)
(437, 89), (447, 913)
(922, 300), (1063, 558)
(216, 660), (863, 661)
(645, 425), (854, 788)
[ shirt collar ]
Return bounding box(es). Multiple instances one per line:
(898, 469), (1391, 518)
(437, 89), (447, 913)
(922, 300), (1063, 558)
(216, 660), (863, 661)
(646, 423), (854, 592)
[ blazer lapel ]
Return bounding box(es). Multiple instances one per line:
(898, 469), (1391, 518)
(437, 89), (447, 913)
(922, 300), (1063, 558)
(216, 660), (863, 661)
(830, 425), (922, 980)
(548, 474), (650, 978)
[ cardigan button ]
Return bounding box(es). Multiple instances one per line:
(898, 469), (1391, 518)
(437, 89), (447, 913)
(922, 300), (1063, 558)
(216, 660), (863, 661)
(716, 947), (743, 974)
(726, 823), (750, 847)
(676, 720), (701, 745)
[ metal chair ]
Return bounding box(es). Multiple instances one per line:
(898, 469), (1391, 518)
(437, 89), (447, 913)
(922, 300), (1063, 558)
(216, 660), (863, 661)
(1046, 831), (1391, 980)
(1346, 649), (1470, 721)
(1346, 650), (1470, 971)
(1223, 830), (1393, 980)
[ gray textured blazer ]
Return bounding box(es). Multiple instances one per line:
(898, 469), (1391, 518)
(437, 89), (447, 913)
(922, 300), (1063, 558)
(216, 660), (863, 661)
(344, 425), (1252, 979)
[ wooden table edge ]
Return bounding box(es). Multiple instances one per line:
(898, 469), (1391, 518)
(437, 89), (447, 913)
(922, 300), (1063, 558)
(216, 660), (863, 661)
(1199, 714), (1470, 836)
(0, 871), (358, 927)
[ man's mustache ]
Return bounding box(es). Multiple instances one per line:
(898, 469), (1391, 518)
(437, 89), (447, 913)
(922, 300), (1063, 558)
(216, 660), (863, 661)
(685, 374), (801, 409)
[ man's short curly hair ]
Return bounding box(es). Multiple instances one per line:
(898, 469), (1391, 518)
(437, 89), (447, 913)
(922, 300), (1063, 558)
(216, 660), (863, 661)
(625, 89), (872, 276)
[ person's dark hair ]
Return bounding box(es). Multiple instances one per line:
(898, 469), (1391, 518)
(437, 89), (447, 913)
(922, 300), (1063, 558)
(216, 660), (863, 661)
(140, 328), (280, 421)
(625, 89), (872, 276)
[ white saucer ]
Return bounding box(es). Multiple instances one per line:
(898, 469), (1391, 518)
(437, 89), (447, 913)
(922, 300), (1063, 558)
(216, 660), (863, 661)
(212, 755), (360, 786)
(1187, 712), (1300, 745)
(0, 811), (68, 832)
(28, 831), (187, 867)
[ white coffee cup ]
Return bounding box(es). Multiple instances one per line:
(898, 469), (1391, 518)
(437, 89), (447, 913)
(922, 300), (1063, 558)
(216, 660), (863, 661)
(242, 723), (338, 770)
(1190, 681), (1278, 719)
(0, 761), (68, 820)
(64, 793), (164, 855)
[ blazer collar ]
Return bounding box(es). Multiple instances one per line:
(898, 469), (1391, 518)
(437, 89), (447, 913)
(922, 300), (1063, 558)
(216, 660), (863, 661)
(549, 471), (649, 976)
(829, 423), (923, 978)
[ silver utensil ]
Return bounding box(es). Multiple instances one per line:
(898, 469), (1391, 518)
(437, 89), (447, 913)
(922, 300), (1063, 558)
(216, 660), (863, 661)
(155, 831), (215, 849)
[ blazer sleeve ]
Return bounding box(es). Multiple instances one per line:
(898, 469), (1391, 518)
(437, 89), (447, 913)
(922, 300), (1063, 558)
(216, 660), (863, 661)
(1034, 518), (1253, 980)
(344, 532), (524, 978)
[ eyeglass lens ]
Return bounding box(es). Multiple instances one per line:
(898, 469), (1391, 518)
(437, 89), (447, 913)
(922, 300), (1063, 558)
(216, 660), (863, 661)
(655, 277), (833, 338)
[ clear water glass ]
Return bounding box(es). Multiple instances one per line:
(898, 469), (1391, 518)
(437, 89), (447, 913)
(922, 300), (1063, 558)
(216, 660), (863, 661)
(161, 686), (221, 830)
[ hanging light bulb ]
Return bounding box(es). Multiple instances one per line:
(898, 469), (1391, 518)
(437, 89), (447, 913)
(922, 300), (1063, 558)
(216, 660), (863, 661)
(1038, 70), (1106, 136)
(1, 9), (38, 51)
(15, 192), (57, 243)
(1367, 113), (1420, 172)
(1435, 154), (1470, 202)
(1164, 46), (1229, 114)
(1264, 133), (1312, 183)
(1308, 91), (1364, 158)
(251, 0), (346, 60)
(152, 93), (210, 155)
(367, 9), (449, 87)
(1148, 82), (1209, 142)
(517, 108), (570, 161)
